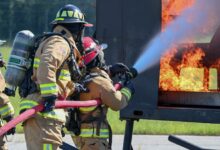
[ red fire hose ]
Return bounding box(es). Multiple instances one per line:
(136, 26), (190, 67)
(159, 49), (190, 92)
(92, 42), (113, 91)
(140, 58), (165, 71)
(0, 83), (123, 136)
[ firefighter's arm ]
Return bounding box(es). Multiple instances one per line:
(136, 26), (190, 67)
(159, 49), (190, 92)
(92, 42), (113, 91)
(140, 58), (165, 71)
(37, 37), (70, 110)
(0, 94), (15, 135)
(0, 93), (14, 119)
(99, 78), (132, 111)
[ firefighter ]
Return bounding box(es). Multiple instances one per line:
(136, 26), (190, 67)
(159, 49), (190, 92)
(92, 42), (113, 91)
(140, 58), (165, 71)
(70, 37), (135, 150)
(0, 45), (15, 150)
(19, 4), (91, 150)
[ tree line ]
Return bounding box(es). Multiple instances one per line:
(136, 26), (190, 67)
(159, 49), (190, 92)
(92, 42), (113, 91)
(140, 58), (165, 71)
(0, 0), (96, 42)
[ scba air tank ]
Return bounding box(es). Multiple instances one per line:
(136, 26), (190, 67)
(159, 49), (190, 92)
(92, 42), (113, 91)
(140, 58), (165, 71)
(5, 30), (34, 96)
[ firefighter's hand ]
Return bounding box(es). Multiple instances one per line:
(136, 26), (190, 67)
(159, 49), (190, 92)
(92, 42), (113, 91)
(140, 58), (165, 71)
(108, 63), (129, 77)
(42, 95), (57, 112)
(74, 83), (89, 94)
(3, 116), (16, 135)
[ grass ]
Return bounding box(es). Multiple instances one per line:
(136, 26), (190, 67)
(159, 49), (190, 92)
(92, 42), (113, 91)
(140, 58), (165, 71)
(1, 46), (220, 135)
(108, 110), (220, 135)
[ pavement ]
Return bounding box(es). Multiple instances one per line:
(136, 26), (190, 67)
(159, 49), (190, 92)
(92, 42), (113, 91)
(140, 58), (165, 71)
(5, 134), (220, 150)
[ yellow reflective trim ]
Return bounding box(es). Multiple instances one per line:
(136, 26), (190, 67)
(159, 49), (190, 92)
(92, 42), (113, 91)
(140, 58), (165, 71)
(121, 88), (131, 100)
(79, 128), (109, 138)
(74, 11), (78, 18)
(34, 58), (40, 61)
(20, 99), (38, 106)
(59, 76), (70, 81)
(61, 11), (67, 17)
(74, 11), (83, 19)
(55, 18), (64, 21)
(20, 99), (39, 111)
(67, 10), (74, 17)
(59, 69), (71, 81)
(0, 103), (14, 118)
(38, 109), (66, 122)
(20, 99), (65, 122)
(79, 106), (96, 112)
(43, 144), (52, 150)
(40, 83), (58, 95)
(41, 89), (58, 95)
(33, 58), (40, 68)
(60, 69), (69, 74)
(81, 128), (109, 132)
(40, 83), (56, 88)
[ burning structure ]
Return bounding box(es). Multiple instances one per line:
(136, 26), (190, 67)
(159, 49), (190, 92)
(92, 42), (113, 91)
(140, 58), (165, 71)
(159, 0), (220, 108)
(97, 0), (220, 123)
(96, 0), (220, 149)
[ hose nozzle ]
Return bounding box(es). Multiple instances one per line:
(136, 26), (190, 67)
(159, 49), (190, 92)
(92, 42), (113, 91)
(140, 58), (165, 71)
(129, 67), (138, 79)
(124, 67), (138, 82)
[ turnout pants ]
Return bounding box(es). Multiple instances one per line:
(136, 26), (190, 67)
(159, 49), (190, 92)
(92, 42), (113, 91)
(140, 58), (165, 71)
(72, 136), (110, 150)
(24, 116), (63, 150)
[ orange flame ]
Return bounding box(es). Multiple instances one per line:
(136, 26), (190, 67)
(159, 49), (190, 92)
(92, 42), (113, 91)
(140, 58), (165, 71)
(159, 45), (220, 92)
(160, 0), (219, 92)
(162, 0), (196, 29)
(159, 47), (208, 92)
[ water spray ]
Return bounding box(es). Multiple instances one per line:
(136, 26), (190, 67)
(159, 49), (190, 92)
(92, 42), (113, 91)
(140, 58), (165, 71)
(133, 0), (220, 74)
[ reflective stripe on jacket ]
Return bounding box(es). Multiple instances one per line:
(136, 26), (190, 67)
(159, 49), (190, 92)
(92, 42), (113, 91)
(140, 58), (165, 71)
(0, 103), (14, 119)
(43, 144), (53, 150)
(0, 70), (14, 119)
(20, 99), (66, 122)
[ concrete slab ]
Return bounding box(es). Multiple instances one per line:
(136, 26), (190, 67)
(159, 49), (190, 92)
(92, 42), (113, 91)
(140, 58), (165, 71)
(5, 134), (220, 150)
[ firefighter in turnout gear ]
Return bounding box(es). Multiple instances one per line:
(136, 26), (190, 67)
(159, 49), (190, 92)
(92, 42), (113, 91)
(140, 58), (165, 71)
(19, 4), (91, 150)
(0, 43), (15, 150)
(70, 37), (135, 150)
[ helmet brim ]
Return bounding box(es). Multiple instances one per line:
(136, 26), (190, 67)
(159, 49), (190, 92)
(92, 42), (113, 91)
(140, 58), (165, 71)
(51, 19), (93, 27)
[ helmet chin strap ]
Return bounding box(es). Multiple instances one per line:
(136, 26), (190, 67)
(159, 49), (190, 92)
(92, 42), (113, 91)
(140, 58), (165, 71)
(75, 25), (85, 55)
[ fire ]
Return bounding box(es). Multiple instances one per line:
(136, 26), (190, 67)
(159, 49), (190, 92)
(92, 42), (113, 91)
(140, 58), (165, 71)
(162, 0), (195, 29)
(159, 47), (180, 91)
(160, 0), (219, 92)
(160, 47), (208, 92)
(159, 46), (220, 92)
(180, 47), (205, 68)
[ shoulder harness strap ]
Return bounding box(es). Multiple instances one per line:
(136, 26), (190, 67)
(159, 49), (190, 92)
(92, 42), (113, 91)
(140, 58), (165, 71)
(82, 72), (107, 84)
(36, 32), (81, 82)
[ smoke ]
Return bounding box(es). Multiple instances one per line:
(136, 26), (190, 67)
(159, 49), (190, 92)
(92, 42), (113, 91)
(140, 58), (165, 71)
(133, 0), (220, 74)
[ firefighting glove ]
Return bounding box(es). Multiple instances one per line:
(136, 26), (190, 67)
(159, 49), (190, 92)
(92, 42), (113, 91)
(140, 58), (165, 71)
(3, 116), (16, 135)
(42, 95), (57, 113)
(120, 81), (135, 101)
(108, 63), (129, 77)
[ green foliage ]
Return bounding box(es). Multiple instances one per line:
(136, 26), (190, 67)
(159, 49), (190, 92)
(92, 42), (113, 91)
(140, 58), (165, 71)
(0, 0), (96, 42)
(108, 109), (220, 135)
